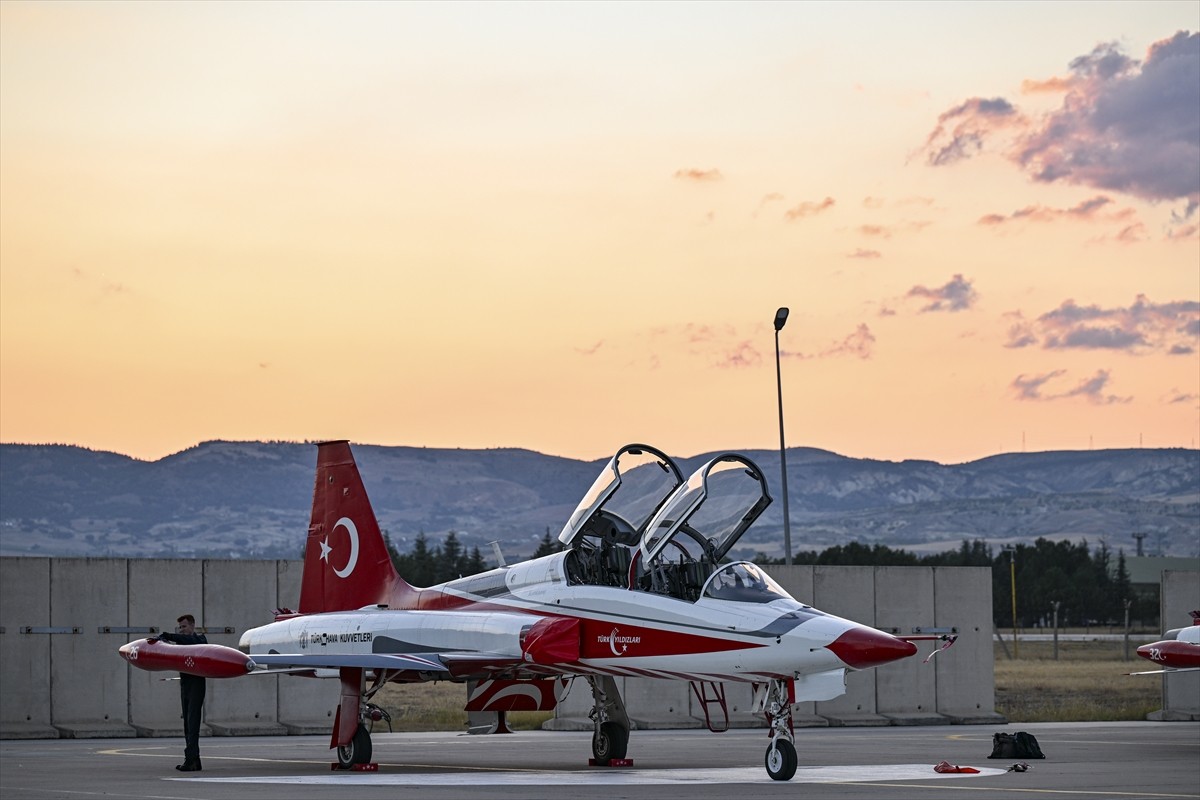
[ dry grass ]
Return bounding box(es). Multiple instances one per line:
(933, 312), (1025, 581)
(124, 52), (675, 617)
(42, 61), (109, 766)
(372, 681), (552, 732)
(368, 640), (1163, 731)
(993, 640), (1161, 722)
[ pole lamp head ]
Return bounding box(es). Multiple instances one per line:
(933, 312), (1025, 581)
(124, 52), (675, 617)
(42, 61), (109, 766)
(774, 307), (789, 332)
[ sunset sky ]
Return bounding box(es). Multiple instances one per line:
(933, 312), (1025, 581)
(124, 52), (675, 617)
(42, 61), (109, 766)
(1, 1), (1197, 466)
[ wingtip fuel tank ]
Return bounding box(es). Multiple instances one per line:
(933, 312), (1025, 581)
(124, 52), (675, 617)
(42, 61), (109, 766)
(118, 638), (256, 679)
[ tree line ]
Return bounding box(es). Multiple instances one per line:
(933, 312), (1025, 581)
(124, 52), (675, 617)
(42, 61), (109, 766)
(381, 531), (1157, 628)
(754, 538), (1154, 628)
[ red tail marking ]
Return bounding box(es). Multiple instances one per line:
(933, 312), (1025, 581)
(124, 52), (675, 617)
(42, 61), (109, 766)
(298, 441), (416, 613)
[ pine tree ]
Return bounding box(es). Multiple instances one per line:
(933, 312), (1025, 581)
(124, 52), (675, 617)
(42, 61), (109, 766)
(533, 528), (559, 558)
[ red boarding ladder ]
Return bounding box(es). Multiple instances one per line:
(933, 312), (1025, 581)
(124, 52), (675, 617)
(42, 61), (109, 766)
(690, 681), (730, 732)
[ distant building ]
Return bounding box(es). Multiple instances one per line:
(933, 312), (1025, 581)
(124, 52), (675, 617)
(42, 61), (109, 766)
(1112, 556), (1200, 627)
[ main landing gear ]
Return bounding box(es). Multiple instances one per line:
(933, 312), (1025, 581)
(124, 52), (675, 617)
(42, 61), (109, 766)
(587, 676), (631, 765)
(332, 667), (394, 770)
(336, 723), (373, 769)
(758, 678), (798, 781)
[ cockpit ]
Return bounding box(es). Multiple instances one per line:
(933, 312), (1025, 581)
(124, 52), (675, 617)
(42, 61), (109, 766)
(702, 562), (791, 603)
(559, 444), (775, 604)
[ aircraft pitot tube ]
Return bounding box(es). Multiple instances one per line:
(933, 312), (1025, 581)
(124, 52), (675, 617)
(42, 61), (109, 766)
(118, 637), (257, 679)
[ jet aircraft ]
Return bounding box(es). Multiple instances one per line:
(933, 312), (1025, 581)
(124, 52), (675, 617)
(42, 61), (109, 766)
(119, 440), (951, 781)
(1129, 611), (1200, 674)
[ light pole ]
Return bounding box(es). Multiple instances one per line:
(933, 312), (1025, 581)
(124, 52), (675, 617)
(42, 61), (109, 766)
(773, 307), (792, 566)
(1003, 545), (1018, 658)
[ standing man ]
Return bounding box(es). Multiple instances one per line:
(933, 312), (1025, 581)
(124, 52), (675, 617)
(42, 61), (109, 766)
(158, 613), (207, 771)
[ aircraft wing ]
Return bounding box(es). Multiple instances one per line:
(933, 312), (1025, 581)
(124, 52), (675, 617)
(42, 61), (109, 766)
(249, 652), (450, 673)
(250, 651), (546, 680)
(1126, 666), (1200, 675)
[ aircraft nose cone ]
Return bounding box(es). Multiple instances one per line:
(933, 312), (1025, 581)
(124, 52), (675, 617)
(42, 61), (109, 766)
(826, 626), (918, 669)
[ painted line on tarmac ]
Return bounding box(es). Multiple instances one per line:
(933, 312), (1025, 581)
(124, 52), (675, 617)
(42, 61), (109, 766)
(170, 763), (1007, 785)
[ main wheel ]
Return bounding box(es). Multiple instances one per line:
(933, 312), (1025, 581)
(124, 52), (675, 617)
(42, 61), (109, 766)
(765, 738), (797, 781)
(592, 721), (629, 763)
(336, 724), (373, 769)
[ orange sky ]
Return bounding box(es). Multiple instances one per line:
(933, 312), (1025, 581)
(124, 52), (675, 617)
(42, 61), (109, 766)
(1, 2), (1197, 465)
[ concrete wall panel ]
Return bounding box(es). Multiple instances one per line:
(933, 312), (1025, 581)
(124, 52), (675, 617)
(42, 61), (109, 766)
(1160, 570), (1199, 717)
(127, 559), (204, 734)
(625, 677), (694, 728)
(934, 566), (997, 717)
(276, 560), (336, 732)
(50, 559), (131, 734)
(0, 558), (53, 736)
(874, 567), (937, 719)
(812, 566), (877, 718)
(201, 560), (282, 732)
(764, 565), (815, 606)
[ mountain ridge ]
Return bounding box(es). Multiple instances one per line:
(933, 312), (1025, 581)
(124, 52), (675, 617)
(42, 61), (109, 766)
(1, 441), (1196, 560)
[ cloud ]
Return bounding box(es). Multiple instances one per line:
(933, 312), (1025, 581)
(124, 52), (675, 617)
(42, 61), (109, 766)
(919, 97), (1022, 166)
(673, 168), (723, 182)
(71, 267), (129, 296)
(1012, 368), (1132, 404)
(905, 273), (978, 313)
(784, 196), (835, 221)
(921, 32), (1200, 213)
(977, 195), (1118, 225)
(848, 248), (882, 259)
(1005, 294), (1200, 354)
(1163, 388), (1199, 405)
(1062, 369), (1133, 404)
(780, 324), (876, 361)
(753, 192), (784, 217)
(718, 340), (763, 368)
(1012, 369), (1067, 400)
(574, 341), (603, 356)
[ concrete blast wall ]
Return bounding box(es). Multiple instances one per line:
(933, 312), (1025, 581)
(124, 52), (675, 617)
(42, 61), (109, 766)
(1153, 570), (1200, 721)
(3, 559), (1193, 738)
(0, 558), (332, 739)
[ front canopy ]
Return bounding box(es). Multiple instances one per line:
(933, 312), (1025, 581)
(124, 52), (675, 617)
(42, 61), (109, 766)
(558, 444), (683, 547)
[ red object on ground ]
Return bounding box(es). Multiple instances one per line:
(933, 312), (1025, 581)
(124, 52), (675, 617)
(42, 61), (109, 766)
(934, 760), (980, 774)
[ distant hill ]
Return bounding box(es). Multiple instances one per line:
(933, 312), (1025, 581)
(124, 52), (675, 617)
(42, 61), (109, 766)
(1, 441), (1196, 560)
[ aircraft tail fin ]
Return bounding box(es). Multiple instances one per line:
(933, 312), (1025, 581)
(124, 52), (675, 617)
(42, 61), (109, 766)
(298, 441), (416, 613)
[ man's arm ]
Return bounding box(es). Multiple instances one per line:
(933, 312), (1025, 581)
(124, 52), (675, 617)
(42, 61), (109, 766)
(158, 632), (207, 645)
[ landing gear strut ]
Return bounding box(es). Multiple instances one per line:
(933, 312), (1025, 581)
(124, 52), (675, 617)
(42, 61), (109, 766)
(758, 678), (797, 781)
(587, 676), (631, 764)
(332, 667), (394, 770)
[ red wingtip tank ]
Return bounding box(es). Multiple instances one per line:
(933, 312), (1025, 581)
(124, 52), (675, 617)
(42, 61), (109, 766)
(118, 637), (256, 679)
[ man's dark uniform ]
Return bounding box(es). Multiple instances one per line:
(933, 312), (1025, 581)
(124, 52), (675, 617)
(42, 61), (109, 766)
(158, 628), (207, 769)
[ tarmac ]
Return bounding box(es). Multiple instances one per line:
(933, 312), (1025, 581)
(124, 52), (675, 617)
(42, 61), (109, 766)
(1, 721), (1197, 800)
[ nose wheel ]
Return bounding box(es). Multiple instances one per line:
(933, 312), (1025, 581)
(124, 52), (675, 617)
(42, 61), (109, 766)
(757, 678), (798, 781)
(765, 738), (797, 781)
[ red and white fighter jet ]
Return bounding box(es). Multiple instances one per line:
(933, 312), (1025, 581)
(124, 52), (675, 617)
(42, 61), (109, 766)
(120, 441), (950, 781)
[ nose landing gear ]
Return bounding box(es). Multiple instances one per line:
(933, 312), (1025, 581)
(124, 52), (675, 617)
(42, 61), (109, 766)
(757, 678), (798, 781)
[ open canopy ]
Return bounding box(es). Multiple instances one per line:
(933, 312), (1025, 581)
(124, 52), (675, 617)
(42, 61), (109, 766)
(639, 453), (772, 564)
(558, 444), (683, 548)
